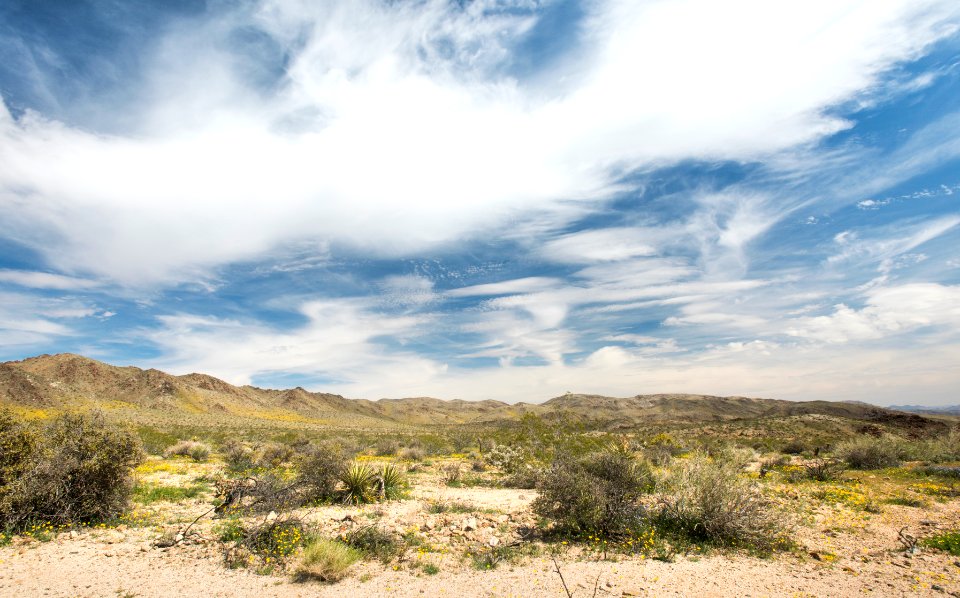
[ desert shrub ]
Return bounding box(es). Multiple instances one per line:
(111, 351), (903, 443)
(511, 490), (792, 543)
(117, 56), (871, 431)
(500, 465), (540, 489)
(297, 444), (346, 503)
(257, 442), (295, 468)
(654, 454), (787, 552)
(442, 462), (463, 484)
(164, 440), (211, 462)
(373, 437), (400, 457)
(398, 446), (424, 461)
(912, 429), (960, 463)
(780, 440), (809, 455)
(470, 459), (487, 472)
(917, 465), (960, 480)
(0, 411), (39, 492)
(295, 539), (361, 582)
(784, 458), (845, 483)
(834, 435), (907, 469)
(0, 411), (144, 531)
(485, 444), (526, 473)
(221, 440), (255, 473)
(533, 451), (654, 538)
(340, 525), (403, 563)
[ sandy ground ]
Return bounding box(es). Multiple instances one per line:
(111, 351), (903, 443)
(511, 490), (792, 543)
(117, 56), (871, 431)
(2, 464), (959, 597)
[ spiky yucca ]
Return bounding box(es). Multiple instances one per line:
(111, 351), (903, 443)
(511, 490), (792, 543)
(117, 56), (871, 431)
(376, 463), (407, 500)
(339, 463), (374, 505)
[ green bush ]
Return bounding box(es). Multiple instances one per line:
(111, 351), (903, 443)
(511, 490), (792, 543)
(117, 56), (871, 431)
(533, 451), (654, 538)
(0, 411), (144, 531)
(834, 435), (907, 469)
(654, 454), (787, 551)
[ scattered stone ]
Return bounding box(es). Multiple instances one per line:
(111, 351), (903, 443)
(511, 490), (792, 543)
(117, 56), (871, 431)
(266, 511), (277, 522)
(463, 518), (478, 532)
(488, 536), (500, 547)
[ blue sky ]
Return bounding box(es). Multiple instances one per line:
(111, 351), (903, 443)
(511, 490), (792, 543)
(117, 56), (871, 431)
(1, 1), (959, 405)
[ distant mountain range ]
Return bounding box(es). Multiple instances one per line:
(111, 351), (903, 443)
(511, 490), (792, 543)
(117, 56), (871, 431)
(0, 353), (947, 433)
(889, 404), (960, 416)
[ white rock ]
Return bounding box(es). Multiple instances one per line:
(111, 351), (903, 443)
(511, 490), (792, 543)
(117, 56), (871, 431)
(488, 536), (500, 547)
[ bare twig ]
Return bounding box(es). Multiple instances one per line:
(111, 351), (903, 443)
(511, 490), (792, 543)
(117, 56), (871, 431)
(552, 556), (574, 598)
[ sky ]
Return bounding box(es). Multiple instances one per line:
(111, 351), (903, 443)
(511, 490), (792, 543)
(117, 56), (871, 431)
(1, 1), (959, 406)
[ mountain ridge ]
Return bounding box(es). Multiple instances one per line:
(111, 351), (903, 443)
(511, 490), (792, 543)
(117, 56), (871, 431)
(0, 353), (945, 433)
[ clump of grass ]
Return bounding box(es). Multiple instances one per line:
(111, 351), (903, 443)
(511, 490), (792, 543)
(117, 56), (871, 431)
(164, 440), (211, 462)
(295, 539), (361, 582)
(654, 453), (789, 553)
(422, 563), (440, 575)
(922, 530), (960, 556)
(834, 435), (906, 470)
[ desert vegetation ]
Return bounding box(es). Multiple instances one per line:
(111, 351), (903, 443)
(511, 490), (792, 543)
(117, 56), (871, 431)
(1, 397), (959, 595)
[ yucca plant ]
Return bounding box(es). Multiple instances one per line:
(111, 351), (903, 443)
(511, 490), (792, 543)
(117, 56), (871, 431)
(375, 463), (407, 500)
(339, 463), (374, 505)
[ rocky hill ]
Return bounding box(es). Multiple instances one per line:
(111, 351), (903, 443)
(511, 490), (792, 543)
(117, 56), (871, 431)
(0, 353), (945, 433)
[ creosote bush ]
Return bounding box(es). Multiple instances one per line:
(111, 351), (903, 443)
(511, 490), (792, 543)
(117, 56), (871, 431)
(654, 453), (787, 552)
(533, 450), (654, 538)
(0, 410), (144, 532)
(834, 435), (907, 470)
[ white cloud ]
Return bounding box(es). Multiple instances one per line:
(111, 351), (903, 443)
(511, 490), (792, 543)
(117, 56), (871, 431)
(146, 298), (441, 386)
(1, 0), (957, 285)
(0, 269), (99, 290)
(785, 283), (960, 343)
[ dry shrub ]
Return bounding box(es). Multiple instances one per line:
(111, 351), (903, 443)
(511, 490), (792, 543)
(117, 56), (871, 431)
(297, 444), (347, 503)
(257, 442), (295, 468)
(442, 462), (463, 484)
(655, 454), (787, 551)
(165, 440), (211, 462)
(397, 446), (425, 461)
(0, 411), (143, 531)
(533, 451), (654, 538)
(834, 435), (907, 469)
